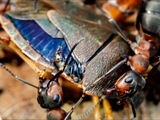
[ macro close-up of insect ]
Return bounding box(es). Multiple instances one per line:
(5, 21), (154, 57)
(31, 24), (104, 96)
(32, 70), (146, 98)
(0, 0), (160, 120)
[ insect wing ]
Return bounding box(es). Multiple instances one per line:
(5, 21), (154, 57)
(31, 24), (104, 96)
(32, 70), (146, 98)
(47, 10), (116, 63)
(48, 10), (130, 95)
(45, 0), (116, 28)
(0, 1), (72, 70)
(0, 1), (86, 80)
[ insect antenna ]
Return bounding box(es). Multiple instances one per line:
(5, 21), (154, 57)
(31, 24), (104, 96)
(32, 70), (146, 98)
(65, 94), (86, 120)
(74, 95), (105, 119)
(34, 0), (38, 12)
(73, 92), (128, 119)
(65, 57), (128, 119)
(47, 38), (84, 87)
(0, 63), (38, 89)
(127, 98), (136, 119)
(3, 0), (10, 13)
(139, 24), (144, 39)
(96, 4), (132, 45)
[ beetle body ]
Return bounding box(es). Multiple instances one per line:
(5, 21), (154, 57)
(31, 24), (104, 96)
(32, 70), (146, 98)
(47, 10), (145, 119)
(1, 0), (118, 79)
(48, 10), (131, 96)
(44, 0), (109, 25)
(0, 0), (147, 119)
(1, 0), (130, 91)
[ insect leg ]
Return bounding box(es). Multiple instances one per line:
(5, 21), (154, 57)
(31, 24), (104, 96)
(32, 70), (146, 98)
(74, 96), (112, 119)
(102, 98), (114, 120)
(124, 101), (131, 120)
(92, 96), (101, 120)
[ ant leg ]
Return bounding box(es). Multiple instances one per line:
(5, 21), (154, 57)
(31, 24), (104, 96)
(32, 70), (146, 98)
(124, 101), (131, 120)
(92, 96), (114, 120)
(92, 96), (101, 120)
(103, 98), (114, 120)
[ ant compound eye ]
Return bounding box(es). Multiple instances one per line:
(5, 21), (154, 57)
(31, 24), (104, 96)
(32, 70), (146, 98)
(53, 94), (60, 103)
(125, 77), (133, 83)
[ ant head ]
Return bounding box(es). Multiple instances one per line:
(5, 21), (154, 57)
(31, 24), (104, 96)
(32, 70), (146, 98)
(115, 70), (146, 97)
(37, 78), (63, 109)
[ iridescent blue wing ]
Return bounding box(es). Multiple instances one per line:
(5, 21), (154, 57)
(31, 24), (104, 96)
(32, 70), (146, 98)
(0, 1), (83, 80)
(47, 10), (117, 63)
(48, 10), (130, 94)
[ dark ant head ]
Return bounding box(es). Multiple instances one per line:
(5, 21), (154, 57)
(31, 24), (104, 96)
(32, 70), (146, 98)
(37, 78), (63, 109)
(115, 70), (146, 97)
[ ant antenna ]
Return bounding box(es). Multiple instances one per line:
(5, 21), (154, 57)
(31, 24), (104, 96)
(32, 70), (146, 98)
(73, 93), (131, 119)
(127, 98), (136, 119)
(74, 95), (105, 119)
(47, 38), (84, 87)
(34, 0), (38, 12)
(96, 4), (132, 45)
(139, 23), (144, 39)
(65, 58), (128, 119)
(68, 92), (127, 119)
(0, 63), (38, 89)
(65, 94), (86, 120)
(3, 0), (10, 13)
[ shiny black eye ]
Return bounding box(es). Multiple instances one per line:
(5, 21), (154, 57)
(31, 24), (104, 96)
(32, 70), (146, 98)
(53, 94), (60, 103)
(125, 77), (133, 83)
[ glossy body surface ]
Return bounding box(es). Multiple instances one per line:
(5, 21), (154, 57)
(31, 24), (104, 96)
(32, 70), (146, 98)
(0, 0), (130, 85)
(0, 1), (82, 81)
(1, 0), (160, 120)
(136, 0), (160, 37)
(47, 10), (130, 96)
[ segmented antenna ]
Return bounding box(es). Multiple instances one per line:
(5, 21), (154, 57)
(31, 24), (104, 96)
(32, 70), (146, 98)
(74, 96), (106, 119)
(3, 0), (10, 13)
(0, 63), (38, 89)
(47, 38), (84, 87)
(139, 24), (144, 39)
(96, 4), (132, 45)
(65, 94), (86, 120)
(65, 58), (127, 119)
(34, 0), (38, 12)
(74, 93), (127, 119)
(127, 98), (136, 119)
